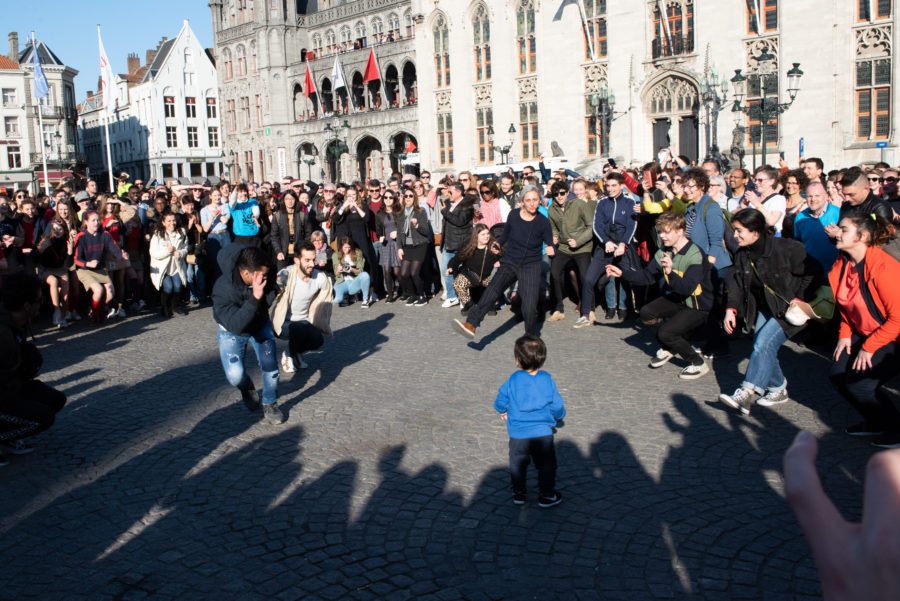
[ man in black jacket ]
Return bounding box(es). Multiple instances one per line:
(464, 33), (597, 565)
(212, 244), (285, 425)
(440, 182), (475, 308)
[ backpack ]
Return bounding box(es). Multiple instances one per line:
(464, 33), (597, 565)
(700, 199), (737, 258)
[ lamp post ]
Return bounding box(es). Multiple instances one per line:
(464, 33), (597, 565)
(389, 133), (409, 174)
(54, 130), (62, 187)
(488, 123), (516, 165)
(730, 52), (803, 169)
(323, 118), (350, 181)
(700, 67), (730, 171)
(302, 148), (318, 181)
(588, 84), (616, 157)
(228, 149), (235, 181)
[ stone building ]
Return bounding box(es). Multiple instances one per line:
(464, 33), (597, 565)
(411, 0), (898, 175)
(209, 0), (419, 184)
(78, 20), (224, 187)
(0, 33), (79, 194)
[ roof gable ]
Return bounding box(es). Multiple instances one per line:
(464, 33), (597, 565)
(19, 40), (65, 67)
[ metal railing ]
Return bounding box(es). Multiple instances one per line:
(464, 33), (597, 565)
(651, 35), (694, 59)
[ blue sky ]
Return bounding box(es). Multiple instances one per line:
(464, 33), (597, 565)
(6, 0), (213, 100)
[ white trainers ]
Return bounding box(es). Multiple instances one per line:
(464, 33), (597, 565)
(441, 297), (460, 308)
(678, 362), (710, 380)
(757, 385), (790, 407)
(649, 348), (673, 368)
(280, 351), (296, 373)
(719, 387), (759, 415)
(107, 306), (119, 319)
(573, 316), (591, 329)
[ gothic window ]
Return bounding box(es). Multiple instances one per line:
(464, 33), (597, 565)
(476, 107), (494, 164)
(223, 48), (233, 80)
(371, 17), (384, 44)
(355, 21), (367, 46)
(856, 58), (892, 139)
(584, 0), (607, 60)
(859, 0), (892, 21)
(473, 5), (491, 82)
(652, 1), (694, 59)
(437, 113), (453, 166)
(746, 0), (777, 34)
(519, 101), (538, 159)
(516, 1), (536, 74)
(312, 34), (323, 56)
(236, 45), (247, 77)
(340, 26), (352, 45)
(433, 16), (450, 88)
(250, 41), (257, 73)
(405, 11), (414, 37)
(388, 13), (401, 37)
(326, 29), (336, 49)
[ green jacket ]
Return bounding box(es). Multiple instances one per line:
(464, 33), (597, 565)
(547, 198), (594, 254)
(332, 252), (366, 284)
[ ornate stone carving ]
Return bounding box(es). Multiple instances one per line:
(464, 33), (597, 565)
(856, 24), (892, 58)
(645, 76), (698, 117)
(517, 76), (537, 101)
(583, 63), (608, 94)
(474, 84), (493, 107)
(744, 37), (778, 71)
(435, 91), (452, 111)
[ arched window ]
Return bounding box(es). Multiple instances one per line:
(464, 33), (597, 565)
(236, 45), (247, 77)
(473, 5), (491, 82)
(355, 21), (366, 43)
(340, 26), (352, 45)
(516, 1), (536, 74)
(404, 10), (414, 37)
(312, 34), (323, 56)
(223, 48), (233, 80)
(371, 17), (384, 44)
(388, 13), (401, 37)
(250, 41), (258, 73)
(584, 0), (607, 60)
(325, 29), (336, 49)
(433, 16), (450, 88)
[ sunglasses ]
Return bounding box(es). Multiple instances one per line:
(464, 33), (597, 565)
(753, 177), (769, 183)
(882, 177), (898, 183)
(480, 189), (494, 195)
(868, 177), (880, 182)
(404, 194), (415, 199)
(556, 190), (568, 196)
(324, 189), (335, 193)
(422, 174), (431, 178)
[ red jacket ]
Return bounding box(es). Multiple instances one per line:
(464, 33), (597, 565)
(828, 245), (900, 353)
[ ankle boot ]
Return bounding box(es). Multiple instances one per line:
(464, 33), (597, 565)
(160, 292), (172, 318)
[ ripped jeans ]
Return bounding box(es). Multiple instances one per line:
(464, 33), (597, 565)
(217, 323), (279, 405)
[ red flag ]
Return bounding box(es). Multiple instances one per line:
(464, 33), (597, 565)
(363, 48), (380, 83)
(303, 63), (316, 97)
(403, 140), (417, 153)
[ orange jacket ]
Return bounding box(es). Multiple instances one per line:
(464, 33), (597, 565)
(828, 246), (900, 353)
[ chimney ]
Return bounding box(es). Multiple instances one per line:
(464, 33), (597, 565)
(127, 52), (140, 74)
(146, 49), (157, 65)
(8, 32), (18, 64)
(86, 90), (93, 98)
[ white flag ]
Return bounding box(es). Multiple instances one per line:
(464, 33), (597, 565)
(98, 26), (116, 117)
(331, 56), (346, 90)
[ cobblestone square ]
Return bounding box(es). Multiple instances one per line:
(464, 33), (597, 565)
(0, 302), (878, 600)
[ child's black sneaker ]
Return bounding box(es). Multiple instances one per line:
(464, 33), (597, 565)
(537, 492), (562, 508)
(512, 491), (526, 505)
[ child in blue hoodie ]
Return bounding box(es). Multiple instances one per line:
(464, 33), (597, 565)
(494, 334), (567, 507)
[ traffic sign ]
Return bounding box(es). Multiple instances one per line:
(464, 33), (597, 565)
(876, 141), (888, 148)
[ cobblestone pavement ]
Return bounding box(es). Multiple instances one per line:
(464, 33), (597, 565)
(0, 298), (882, 600)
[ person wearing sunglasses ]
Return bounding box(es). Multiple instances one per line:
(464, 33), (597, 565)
(546, 181), (593, 323)
(475, 180), (507, 234)
(880, 168), (899, 208)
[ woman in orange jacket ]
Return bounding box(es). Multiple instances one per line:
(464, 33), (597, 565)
(828, 214), (900, 448)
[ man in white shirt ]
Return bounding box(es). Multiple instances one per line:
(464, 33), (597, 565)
(277, 241), (328, 372)
(741, 166), (786, 235)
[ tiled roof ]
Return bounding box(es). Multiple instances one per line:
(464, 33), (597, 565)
(0, 56), (19, 70)
(19, 40), (65, 67)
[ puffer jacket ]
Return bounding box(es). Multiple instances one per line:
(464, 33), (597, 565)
(212, 243), (277, 336)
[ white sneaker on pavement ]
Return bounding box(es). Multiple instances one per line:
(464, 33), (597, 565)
(442, 297), (460, 308)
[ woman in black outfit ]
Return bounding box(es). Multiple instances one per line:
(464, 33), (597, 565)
(447, 223), (503, 313)
(396, 187), (431, 306)
(375, 190), (403, 302)
(332, 186), (377, 300)
(270, 190), (311, 271)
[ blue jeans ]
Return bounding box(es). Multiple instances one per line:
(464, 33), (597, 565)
(441, 250), (457, 299)
(160, 274), (183, 294)
(207, 231), (231, 280)
(742, 312), (788, 394)
(185, 262), (205, 301)
(217, 323), (279, 405)
(605, 276), (626, 310)
(333, 272), (371, 304)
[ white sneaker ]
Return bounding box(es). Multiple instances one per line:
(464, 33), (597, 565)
(441, 297), (460, 308)
(106, 307), (118, 319)
(117, 307), (127, 318)
(649, 348), (674, 368)
(280, 351), (296, 373)
(678, 362), (710, 380)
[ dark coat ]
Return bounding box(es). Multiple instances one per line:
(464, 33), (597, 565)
(331, 205), (376, 278)
(212, 243), (277, 336)
(727, 234), (821, 338)
(396, 208), (430, 248)
(269, 210), (311, 258)
(441, 200), (475, 253)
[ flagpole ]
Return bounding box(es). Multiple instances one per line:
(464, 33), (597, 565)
(575, 0), (595, 62)
(98, 25), (115, 192)
(103, 114), (114, 192)
(658, 0), (673, 53)
(32, 32), (51, 196)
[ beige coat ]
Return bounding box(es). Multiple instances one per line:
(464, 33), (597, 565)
(271, 266), (334, 337)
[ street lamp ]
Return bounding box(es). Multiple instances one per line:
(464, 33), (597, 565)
(700, 66), (730, 171)
(228, 149), (235, 181)
(488, 123), (516, 165)
(730, 53), (803, 169)
(588, 83), (625, 157)
(389, 133), (410, 174)
(301, 144), (318, 180)
(323, 118), (350, 181)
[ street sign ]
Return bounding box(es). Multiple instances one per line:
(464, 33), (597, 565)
(798, 137), (804, 159)
(876, 141), (888, 148)
(265, 128), (271, 136)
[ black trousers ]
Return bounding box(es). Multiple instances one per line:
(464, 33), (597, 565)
(829, 336), (900, 432)
(639, 296), (708, 366)
(0, 380), (67, 443)
(278, 320), (325, 359)
(509, 435), (557, 496)
(467, 261), (542, 335)
(549, 252), (591, 313)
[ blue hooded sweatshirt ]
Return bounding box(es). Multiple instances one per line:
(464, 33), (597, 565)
(494, 370), (566, 439)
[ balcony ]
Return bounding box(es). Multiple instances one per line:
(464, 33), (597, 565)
(30, 152), (87, 166)
(651, 35), (694, 60)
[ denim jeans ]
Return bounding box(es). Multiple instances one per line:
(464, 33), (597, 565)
(333, 272), (371, 304)
(160, 274), (183, 294)
(207, 232), (231, 280)
(604, 276), (626, 310)
(742, 312), (788, 394)
(440, 250), (457, 299)
(217, 322), (279, 405)
(185, 262), (206, 301)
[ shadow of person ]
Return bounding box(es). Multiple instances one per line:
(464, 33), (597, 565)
(467, 315), (521, 351)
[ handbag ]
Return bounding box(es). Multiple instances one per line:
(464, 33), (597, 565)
(749, 259), (834, 325)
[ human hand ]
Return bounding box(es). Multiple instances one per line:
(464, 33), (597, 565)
(709, 255), (717, 264)
(167, 244), (175, 255)
(545, 245), (555, 257)
(853, 349), (874, 372)
(251, 271), (266, 299)
(604, 241), (616, 254)
(21, 247), (32, 254)
(784, 430), (900, 601)
(724, 309), (737, 334)
(499, 412), (508, 422)
(277, 252), (285, 261)
(389, 231), (397, 240)
(445, 268), (452, 275)
(553, 235), (559, 245)
(833, 338), (853, 361)
(567, 238), (577, 248)
(173, 250), (181, 259)
(660, 253), (673, 274)
(491, 242), (501, 254)
(633, 202), (643, 215)
(86, 259), (99, 269)
(824, 224), (841, 239)
(614, 243), (626, 257)
(410, 217), (418, 227)
(606, 264), (622, 278)
(398, 248), (404, 260)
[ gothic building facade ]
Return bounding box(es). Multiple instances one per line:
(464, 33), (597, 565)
(411, 0), (898, 175)
(209, 0), (419, 184)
